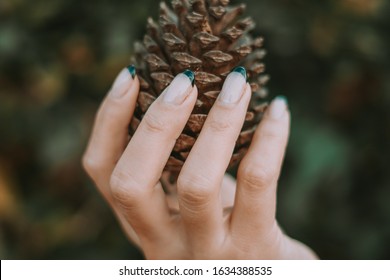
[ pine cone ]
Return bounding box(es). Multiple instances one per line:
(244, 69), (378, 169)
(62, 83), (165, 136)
(130, 0), (269, 174)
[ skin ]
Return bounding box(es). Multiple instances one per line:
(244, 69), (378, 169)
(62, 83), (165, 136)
(82, 68), (318, 260)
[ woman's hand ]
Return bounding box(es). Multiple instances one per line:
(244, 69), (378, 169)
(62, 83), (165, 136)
(82, 66), (317, 259)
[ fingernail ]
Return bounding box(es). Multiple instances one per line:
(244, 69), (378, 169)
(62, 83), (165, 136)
(111, 66), (134, 98)
(218, 66), (247, 104)
(127, 64), (136, 79)
(268, 96), (288, 119)
(232, 66), (247, 80)
(162, 70), (194, 105)
(183, 69), (195, 87)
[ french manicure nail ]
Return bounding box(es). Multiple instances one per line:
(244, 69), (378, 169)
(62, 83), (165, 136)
(183, 69), (195, 87)
(127, 64), (136, 79)
(232, 66), (247, 80)
(111, 67), (134, 98)
(218, 66), (247, 104)
(268, 96), (288, 119)
(162, 70), (194, 105)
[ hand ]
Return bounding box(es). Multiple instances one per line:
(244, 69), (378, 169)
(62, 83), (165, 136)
(82, 66), (317, 259)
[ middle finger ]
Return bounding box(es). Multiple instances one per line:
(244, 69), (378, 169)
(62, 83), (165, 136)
(177, 67), (251, 247)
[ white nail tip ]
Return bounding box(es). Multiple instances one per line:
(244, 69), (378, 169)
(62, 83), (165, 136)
(268, 98), (287, 119)
(218, 72), (246, 104)
(111, 68), (132, 98)
(162, 74), (191, 105)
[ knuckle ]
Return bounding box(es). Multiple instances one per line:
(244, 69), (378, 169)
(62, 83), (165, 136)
(261, 121), (287, 140)
(82, 154), (103, 178)
(239, 164), (276, 191)
(97, 102), (120, 122)
(110, 171), (145, 207)
(177, 174), (214, 209)
(142, 111), (166, 134)
(207, 117), (233, 133)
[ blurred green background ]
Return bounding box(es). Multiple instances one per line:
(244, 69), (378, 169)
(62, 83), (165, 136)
(0, 0), (389, 259)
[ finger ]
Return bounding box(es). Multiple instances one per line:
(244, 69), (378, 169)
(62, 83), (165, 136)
(177, 67), (250, 247)
(231, 96), (290, 239)
(221, 174), (236, 210)
(163, 174), (237, 217)
(83, 66), (139, 200)
(110, 70), (197, 241)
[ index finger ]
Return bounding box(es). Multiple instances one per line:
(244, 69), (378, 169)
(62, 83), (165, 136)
(110, 71), (198, 241)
